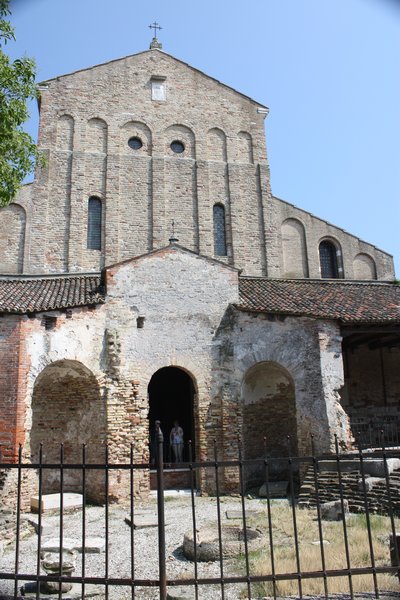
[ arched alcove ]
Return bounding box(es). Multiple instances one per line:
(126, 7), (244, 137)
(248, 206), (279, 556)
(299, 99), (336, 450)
(165, 124), (196, 158)
(0, 204), (26, 274)
(31, 360), (106, 502)
(56, 114), (74, 151)
(87, 117), (108, 153)
(353, 253), (376, 280)
(121, 120), (152, 155)
(148, 367), (196, 464)
(237, 131), (254, 163)
(207, 127), (227, 162)
(241, 362), (297, 486)
(281, 218), (309, 277)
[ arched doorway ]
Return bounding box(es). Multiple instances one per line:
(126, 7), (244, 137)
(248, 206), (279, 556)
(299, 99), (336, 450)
(241, 361), (298, 487)
(31, 360), (106, 502)
(148, 367), (196, 464)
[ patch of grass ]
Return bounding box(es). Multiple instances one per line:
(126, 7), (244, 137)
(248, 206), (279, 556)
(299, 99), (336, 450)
(239, 504), (400, 597)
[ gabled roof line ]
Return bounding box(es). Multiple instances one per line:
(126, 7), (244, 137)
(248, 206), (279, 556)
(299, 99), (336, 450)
(39, 48), (269, 111)
(105, 243), (240, 273)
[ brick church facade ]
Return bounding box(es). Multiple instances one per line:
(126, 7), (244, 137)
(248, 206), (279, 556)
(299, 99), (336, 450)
(0, 41), (399, 500)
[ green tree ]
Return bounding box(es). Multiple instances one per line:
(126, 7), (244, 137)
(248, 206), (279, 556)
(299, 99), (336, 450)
(0, 0), (39, 207)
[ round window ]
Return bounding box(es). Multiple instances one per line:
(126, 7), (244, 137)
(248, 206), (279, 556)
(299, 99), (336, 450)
(170, 140), (185, 154)
(128, 136), (143, 150)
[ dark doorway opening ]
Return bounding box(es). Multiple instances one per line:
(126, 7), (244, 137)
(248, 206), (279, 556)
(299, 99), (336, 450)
(148, 367), (195, 463)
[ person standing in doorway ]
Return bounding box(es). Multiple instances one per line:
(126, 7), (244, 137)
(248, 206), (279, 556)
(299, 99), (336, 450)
(170, 420), (184, 463)
(150, 419), (162, 465)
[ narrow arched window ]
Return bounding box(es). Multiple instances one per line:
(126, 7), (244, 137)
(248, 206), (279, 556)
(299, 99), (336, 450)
(213, 204), (227, 256)
(319, 240), (339, 278)
(87, 197), (102, 250)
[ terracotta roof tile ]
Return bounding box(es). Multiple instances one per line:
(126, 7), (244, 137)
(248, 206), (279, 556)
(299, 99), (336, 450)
(238, 278), (400, 324)
(0, 274), (104, 314)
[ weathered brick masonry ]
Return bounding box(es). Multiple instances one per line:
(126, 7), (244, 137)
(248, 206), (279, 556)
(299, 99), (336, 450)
(0, 44), (398, 503)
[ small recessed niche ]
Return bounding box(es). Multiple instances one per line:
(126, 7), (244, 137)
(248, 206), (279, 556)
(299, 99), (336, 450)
(128, 136), (143, 150)
(43, 316), (57, 331)
(170, 140), (185, 154)
(137, 316), (145, 329)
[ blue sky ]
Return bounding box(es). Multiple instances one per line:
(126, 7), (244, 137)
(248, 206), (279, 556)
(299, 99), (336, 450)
(7, 0), (400, 275)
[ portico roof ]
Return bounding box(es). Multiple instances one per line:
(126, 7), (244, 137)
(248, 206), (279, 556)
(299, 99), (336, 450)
(0, 273), (104, 314)
(237, 278), (400, 324)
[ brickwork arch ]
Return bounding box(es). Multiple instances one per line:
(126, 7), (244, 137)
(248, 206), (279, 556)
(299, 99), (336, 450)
(281, 218), (309, 278)
(319, 237), (344, 279)
(56, 114), (74, 151)
(87, 117), (108, 153)
(121, 120), (152, 155)
(31, 360), (106, 501)
(164, 124), (196, 159)
(353, 253), (376, 280)
(237, 131), (254, 163)
(241, 361), (298, 486)
(148, 366), (197, 463)
(207, 127), (227, 162)
(0, 203), (26, 274)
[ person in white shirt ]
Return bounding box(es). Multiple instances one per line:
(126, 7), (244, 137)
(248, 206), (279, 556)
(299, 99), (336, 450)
(170, 420), (184, 462)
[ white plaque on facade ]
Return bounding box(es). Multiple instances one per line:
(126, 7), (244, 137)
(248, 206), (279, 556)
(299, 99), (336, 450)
(151, 82), (165, 101)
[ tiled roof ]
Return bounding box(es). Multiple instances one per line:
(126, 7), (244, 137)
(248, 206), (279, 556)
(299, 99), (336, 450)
(0, 274), (104, 314)
(238, 278), (400, 324)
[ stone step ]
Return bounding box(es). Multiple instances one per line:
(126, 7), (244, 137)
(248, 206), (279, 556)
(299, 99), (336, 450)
(31, 493), (83, 514)
(41, 536), (105, 554)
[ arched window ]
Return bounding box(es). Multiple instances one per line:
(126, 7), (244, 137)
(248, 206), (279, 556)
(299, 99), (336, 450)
(87, 197), (102, 250)
(319, 240), (339, 278)
(213, 204), (227, 256)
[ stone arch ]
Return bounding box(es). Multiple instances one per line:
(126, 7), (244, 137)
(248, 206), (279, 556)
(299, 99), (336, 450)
(0, 203), (26, 274)
(237, 131), (254, 163)
(207, 127), (227, 162)
(31, 360), (106, 502)
(56, 114), (74, 151)
(87, 117), (108, 153)
(121, 120), (152, 155)
(165, 124), (196, 158)
(281, 218), (309, 277)
(353, 253), (376, 280)
(241, 361), (297, 486)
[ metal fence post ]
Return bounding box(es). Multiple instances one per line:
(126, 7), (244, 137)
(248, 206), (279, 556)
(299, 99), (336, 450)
(156, 428), (167, 600)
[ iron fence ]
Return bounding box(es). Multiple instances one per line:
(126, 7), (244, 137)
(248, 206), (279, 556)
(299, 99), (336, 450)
(0, 435), (399, 599)
(351, 419), (400, 450)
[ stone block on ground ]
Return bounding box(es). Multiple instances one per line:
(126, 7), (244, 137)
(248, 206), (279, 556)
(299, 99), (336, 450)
(364, 458), (400, 477)
(259, 481), (288, 498)
(358, 476), (385, 492)
(125, 514), (159, 528)
(41, 536), (105, 554)
(320, 499), (349, 521)
(25, 516), (55, 537)
(41, 538), (77, 553)
(31, 493), (83, 514)
(22, 582), (103, 599)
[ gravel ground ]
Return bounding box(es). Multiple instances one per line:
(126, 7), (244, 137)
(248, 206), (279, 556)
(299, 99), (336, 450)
(0, 493), (270, 600)
(0, 495), (397, 600)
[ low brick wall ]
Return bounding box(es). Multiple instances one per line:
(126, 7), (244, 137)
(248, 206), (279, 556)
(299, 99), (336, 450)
(298, 465), (400, 516)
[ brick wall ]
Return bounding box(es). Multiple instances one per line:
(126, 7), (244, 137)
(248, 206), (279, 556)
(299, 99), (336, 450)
(0, 48), (393, 279)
